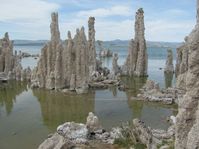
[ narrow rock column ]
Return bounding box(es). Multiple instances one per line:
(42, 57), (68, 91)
(124, 8), (148, 77)
(47, 12), (61, 85)
(75, 27), (89, 88)
(134, 8), (148, 77)
(0, 33), (14, 74)
(64, 31), (73, 86)
(88, 17), (96, 75)
(55, 42), (64, 90)
(197, 0), (199, 24)
(112, 53), (120, 75)
(164, 49), (174, 73)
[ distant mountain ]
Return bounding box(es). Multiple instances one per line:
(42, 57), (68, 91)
(101, 40), (182, 48)
(13, 39), (183, 48)
(13, 40), (48, 46)
(147, 41), (182, 48)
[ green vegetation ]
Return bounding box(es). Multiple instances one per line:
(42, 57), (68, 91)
(157, 140), (175, 149)
(114, 122), (146, 149)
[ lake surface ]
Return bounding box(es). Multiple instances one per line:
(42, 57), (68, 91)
(0, 43), (177, 149)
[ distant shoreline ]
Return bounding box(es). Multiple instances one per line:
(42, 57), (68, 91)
(13, 40), (183, 48)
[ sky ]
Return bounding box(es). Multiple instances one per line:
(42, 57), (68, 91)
(0, 0), (197, 42)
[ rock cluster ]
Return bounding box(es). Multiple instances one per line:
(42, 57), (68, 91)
(135, 80), (185, 105)
(97, 40), (113, 58)
(164, 49), (174, 73)
(175, 0), (199, 148)
(31, 13), (96, 92)
(21, 52), (39, 58)
(99, 49), (113, 58)
(122, 8), (148, 77)
(132, 119), (175, 149)
(38, 112), (122, 149)
(38, 112), (176, 149)
(0, 33), (31, 81)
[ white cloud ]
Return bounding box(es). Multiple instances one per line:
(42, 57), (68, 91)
(77, 6), (133, 18)
(58, 18), (133, 41)
(0, 0), (59, 22)
(0, 0), (59, 39)
(146, 19), (195, 42)
(0, 0), (195, 42)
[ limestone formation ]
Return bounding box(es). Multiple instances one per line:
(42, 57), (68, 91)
(97, 40), (113, 57)
(164, 49), (174, 73)
(0, 33), (27, 81)
(135, 80), (185, 105)
(123, 8), (148, 77)
(0, 33), (14, 74)
(88, 17), (96, 75)
(38, 111), (175, 149)
(175, 38), (189, 89)
(112, 53), (120, 75)
(86, 112), (101, 132)
(175, 0), (199, 148)
(32, 13), (96, 93)
(38, 112), (121, 149)
(22, 67), (32, 81)
(127, 119), (175, 149)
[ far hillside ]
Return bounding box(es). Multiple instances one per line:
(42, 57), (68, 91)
(14, 40), (182, 48)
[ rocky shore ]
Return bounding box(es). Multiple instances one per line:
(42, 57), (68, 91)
(38, 112), (175, 149)
(134, 80), (185, 105)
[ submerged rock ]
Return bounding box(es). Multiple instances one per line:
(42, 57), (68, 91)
(135, 80), (185, 104)
(123, 8), (148, 77)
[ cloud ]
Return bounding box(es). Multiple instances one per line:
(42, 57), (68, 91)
(0, 0), (59, 39)
(0, 0), (196, 42)
(0, 0), (59, 22)
(77, 6), (133, 18)
(145, 19), (195, 42)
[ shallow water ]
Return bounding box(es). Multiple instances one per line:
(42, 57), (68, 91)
(0, 77), (176, 149)
(0, 43), (177, 149)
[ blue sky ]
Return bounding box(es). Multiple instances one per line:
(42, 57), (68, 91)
(0, 0), (197, 42)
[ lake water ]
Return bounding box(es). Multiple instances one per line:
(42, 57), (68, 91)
(0, 43), (177, 149)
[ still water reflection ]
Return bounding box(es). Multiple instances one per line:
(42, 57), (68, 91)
(0, 76), (176, 149)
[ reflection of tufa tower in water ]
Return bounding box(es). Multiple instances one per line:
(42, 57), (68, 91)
(33, 89), (95, 131)
(0, 81), (27, 115)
